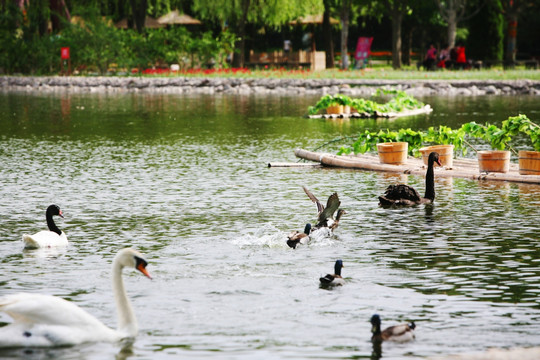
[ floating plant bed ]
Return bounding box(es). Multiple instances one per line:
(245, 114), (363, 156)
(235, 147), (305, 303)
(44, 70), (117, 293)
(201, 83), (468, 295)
(307, 104), (433, 119)
(291, 149), (540, 185)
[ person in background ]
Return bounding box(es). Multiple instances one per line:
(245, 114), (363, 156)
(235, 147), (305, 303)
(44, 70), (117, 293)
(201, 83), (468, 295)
(455, 43), (470, 69)
(302, 32), (313, 51)
(422, 44), (437, 70)
(437, 45), (450, 68)
(283, 39), (291, 54)
(283, 39), (291, 61)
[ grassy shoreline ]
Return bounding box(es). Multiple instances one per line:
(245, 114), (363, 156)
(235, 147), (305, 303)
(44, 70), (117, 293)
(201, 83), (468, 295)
(131, 67), (540, 81)
(5, 67), (539, 81)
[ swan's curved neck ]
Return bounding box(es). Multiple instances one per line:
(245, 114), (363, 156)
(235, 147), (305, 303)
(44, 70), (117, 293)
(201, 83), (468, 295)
(112, 261), (137, 337)
(46, 210), (62, 235)
(424, 160), (435, 201)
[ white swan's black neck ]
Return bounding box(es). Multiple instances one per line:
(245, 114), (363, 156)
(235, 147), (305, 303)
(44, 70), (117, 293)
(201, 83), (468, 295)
(46, 210), (62, 236)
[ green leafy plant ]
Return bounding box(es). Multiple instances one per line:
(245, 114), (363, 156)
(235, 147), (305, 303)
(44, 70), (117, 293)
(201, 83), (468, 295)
(500, 114), (540, 152)
(337, 128), (426, 156)
(333, 114), (539, 158)
(308, 90), (424, 116)
(308, 94), (353, 115)
(461, 115), (540, 154)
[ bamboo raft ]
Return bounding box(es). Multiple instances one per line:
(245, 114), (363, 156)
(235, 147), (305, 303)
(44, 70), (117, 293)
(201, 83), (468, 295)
(292, 149), (540, 185)
(308, 105), (433, 119)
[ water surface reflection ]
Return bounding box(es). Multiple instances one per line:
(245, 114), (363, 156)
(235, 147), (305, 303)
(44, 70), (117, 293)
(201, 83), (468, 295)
(0, 92), (539, 359)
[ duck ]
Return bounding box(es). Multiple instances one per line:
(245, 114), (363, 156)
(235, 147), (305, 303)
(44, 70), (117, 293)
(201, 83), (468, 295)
(319, 259), (345, 287)
(308, 208), (347, 240)
(22, 204), (68, 249)
(286, 223), (311, 249)
(378, 152), (441, 206)
(302, 186), (343, 229)
(0, 248), (152, 348)
(370, 314), (416, 343)
(328, 209), (347, 231)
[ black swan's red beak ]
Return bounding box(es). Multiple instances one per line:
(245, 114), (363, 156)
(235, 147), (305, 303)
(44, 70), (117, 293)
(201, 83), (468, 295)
(436, 159), (442, 166)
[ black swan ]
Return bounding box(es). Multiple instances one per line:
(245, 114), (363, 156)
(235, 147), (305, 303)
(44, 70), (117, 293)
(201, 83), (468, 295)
(370, 314), (416, 342)
(378, 152), (441, 206)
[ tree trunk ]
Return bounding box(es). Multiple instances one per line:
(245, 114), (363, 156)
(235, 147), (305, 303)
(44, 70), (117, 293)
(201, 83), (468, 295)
(402, 26), (413, 66)
(232, 0), (250, 68)
(390, 8), (402, 69)
(340, 0), (350, 69)
(446, 8), (457, 49)
(130, 0), (147, 33)
(505, 13), (518, 62)
(50, 0), (71, 33)
(322, 0), (334, 69)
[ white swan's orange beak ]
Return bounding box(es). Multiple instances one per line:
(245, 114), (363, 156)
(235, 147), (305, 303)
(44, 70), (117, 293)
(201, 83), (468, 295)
(137, 263), (152, 279)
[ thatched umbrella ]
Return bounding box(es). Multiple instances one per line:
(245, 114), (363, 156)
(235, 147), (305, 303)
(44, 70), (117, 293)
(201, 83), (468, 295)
(115, 17), (164, 29)
(289, 14), (339, 25)
(157, 10), (202, 25)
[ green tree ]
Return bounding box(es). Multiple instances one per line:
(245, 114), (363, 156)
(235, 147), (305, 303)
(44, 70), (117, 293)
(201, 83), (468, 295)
(435, 0), (484, 49)
(466, 0), (503, 61)
(339, 0), (352, 69)
(402, 0), (440, 66)
(382, 0), (409, 69)
(501, 0), (533, 62)
(192, 0), (323, 68)
(322, 0), (335, 68)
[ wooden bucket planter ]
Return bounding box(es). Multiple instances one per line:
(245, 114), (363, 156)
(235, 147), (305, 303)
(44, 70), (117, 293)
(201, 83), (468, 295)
(477, 150), (510, 173)
(518, 150), (540, 175)
(419, 145), (454, 167)
(326, 105), (343, 114)
(377, 142), (408, 165)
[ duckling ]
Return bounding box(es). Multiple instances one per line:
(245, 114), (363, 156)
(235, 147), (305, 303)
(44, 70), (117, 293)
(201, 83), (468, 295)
(286, 223), (311, 249)
(319, 259), (345, 287)
(370, 314), (416, 343)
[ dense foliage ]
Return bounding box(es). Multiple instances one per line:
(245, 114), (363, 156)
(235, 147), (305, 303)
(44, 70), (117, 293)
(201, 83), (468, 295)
(1, 0), (539, 74)
(0, 5), (236, 75)
(466, 0), (504, 61)
(335, 114), (539, 157)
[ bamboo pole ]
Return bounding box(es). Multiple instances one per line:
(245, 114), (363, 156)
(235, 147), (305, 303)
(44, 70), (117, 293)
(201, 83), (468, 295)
(268, 162), (322, 168)
(293, 149), (540, 185)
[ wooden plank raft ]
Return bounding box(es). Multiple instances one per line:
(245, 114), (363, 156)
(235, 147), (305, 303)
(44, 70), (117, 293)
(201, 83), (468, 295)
(294, 148), (540, 185)
(308, 105), (433, 119)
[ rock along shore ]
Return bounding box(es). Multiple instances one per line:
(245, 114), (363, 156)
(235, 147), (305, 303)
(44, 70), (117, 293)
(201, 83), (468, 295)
(1, 76), (540, 96)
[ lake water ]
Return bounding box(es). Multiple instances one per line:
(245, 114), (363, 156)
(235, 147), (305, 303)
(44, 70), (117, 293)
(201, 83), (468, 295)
(0, 91), (539, 359)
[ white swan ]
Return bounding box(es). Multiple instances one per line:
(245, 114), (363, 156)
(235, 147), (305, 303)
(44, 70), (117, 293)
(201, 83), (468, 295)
(22, 205), (68, 249)
(0, 248), (152, 348)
